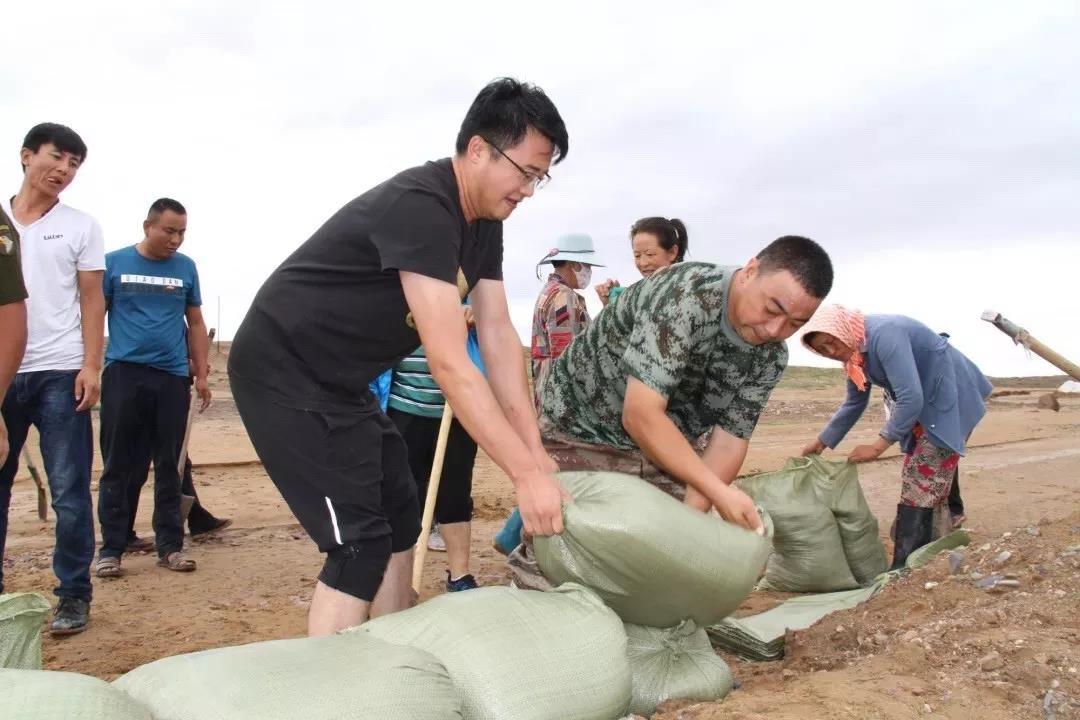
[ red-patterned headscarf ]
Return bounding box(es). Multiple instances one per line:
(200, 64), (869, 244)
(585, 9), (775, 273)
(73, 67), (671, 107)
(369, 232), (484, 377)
(801, 304), (868, 390)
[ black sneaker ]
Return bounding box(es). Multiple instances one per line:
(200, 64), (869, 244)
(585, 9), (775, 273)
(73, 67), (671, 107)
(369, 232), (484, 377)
(446, 571), (479, 592)
(50, 597), (90, 636)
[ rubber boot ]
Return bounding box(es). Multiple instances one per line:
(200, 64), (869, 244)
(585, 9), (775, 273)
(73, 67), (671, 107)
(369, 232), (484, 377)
(889, 504), (935, 570)
(947, 469), (965, 525)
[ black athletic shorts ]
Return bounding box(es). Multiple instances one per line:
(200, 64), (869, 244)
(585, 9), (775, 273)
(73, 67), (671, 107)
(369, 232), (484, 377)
(387, 408), (477, 525)
(230, 376), (420, 601)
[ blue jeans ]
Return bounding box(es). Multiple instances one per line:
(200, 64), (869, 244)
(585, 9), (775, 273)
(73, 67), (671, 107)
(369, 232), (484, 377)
(0, 370), (95, 601)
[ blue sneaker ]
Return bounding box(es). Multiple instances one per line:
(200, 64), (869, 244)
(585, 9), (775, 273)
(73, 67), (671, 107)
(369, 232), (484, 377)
(492, 508), (524, 556)
(446, 572), (479, 592)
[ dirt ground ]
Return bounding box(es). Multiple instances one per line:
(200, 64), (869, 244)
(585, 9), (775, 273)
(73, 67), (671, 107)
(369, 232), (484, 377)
(3, 353), (1078, 719)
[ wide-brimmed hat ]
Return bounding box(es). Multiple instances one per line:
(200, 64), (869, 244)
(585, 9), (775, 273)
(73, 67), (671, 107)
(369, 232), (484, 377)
(536, 233), (605, 267)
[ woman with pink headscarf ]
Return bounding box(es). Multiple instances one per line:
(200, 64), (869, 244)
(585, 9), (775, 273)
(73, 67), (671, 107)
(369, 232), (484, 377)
(799, 306), (992, 569)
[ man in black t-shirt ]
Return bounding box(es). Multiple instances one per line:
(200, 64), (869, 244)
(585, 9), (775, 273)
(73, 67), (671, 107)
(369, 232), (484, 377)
(229, 78), (569, 635)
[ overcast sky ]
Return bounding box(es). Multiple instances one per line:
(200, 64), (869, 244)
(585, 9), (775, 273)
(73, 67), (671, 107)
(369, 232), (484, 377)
(3, 1), (1078, 378)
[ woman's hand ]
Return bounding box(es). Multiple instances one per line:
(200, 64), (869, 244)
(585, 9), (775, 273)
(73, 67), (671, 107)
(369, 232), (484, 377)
(801, 438), (827, 456)
(847, 437), (890, 464)
(595, 279), (620, 306)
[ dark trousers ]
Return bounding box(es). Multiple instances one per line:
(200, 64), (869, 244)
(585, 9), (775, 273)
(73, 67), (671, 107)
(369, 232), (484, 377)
(126, 456), (218, 538)
(96, 362), (189, 559)
(948, 470), (964, 518)
(0, 371), (95, 601)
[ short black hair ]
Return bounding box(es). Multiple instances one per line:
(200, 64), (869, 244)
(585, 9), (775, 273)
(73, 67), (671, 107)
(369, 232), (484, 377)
(456, 77), (568, 165)
(630, 217), (689, 262)
(21, 123), (88, 171)
(147, 198), (187, 221)
(756, 235), (833, 299)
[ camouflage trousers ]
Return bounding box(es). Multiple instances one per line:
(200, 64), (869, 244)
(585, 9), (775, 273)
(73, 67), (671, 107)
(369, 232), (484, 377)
(506, 430), (689, 590)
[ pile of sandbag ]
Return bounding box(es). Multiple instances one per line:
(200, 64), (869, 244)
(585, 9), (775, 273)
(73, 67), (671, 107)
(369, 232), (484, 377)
(347, 583), (632, 720)
(7, 470), (774, 719)
(737, 456), (887, 592)
(530, 471), (773, 712)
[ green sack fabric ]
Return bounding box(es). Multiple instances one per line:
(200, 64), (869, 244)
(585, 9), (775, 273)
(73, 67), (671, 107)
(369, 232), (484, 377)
(534, 471), (773, 628)
(812, 457), (889, 584)
(739, 457), (887, 592)
(707, 582), (884, 661)
(113, 633), (462, 720)
(906, 529), (970, 569)
(1, 669), (152, 720)
(349, 583), (630, 720)
(624, 620), (733, 716)
(0, 592), (51, 669)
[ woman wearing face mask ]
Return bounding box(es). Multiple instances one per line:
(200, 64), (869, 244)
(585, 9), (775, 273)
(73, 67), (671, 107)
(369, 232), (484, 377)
(596, 217), (688, 305)
(530, 233), (605, 411)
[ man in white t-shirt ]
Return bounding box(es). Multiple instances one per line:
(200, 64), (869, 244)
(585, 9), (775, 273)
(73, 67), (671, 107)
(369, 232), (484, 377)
(0, 123), (105, 636)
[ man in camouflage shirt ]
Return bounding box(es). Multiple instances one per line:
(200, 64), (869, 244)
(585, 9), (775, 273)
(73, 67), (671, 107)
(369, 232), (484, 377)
(0, 204), (28, 467)
(539, 236), (834, 527)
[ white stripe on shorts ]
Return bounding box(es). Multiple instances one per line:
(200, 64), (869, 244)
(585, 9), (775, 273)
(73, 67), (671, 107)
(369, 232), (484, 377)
(325, 497), (343, 545)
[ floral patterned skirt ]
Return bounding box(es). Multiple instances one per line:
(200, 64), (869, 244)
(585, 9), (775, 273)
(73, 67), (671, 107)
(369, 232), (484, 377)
(899, 424), (959, 508)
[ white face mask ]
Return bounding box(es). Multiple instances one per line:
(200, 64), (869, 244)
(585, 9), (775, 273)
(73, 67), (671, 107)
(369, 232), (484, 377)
(573, 263), (593, 289)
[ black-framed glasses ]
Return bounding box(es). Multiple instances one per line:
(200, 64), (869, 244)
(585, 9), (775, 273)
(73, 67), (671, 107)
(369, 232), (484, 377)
(482, 137), (551, 190)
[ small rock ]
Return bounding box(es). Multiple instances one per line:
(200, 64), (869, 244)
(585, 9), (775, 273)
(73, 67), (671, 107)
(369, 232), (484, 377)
(980, 652), (1004, 671)
(924, 581), (939, 590)
(975, 574), (1002, 588)
(993, 551), (1013, 566)
(1002, 532), (1013, 539)
(835, 625), (845, 634)
(1026, 526), (1040, 537)
(1051, 679), (1060, 689)
(980, 543), (992, 552)
(874, 632), (888, 645)
(782, 669), (796, 680)
(923, 703), (933, 714)
(997, 579), (1021, 588)
(903, 630), (920, 642)
(948, 550), (964, 574)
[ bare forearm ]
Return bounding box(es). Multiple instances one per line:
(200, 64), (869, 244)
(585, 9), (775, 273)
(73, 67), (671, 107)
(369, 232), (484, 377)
(0, 302), (27, 394)
(187, 321), (210, 380)
(624, 409), (724, 497)
(482, 323), (543, 451)
(80, 292), (105, 370)
(429, 354), (541, 485)
(701, 430), (749, 486)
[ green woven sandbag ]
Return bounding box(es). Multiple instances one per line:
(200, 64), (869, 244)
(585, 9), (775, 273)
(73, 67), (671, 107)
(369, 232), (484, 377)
(348, 583), (630, 720)
(1, 669), (152, 720)
(0, 592), (51, 669)
(533, 471), (773, 628)
(739, 458), (860, 592)
(809, 456), (888, 584)
(624, 621), (733, 716)
(112, 633), (462, 720)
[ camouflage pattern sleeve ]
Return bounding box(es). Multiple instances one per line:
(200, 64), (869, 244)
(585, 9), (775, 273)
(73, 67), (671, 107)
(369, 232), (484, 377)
(713, 343), (788, 439)
(621, 296), (708, 399)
